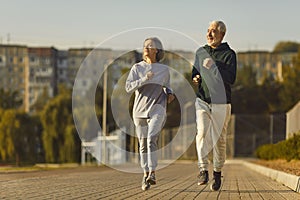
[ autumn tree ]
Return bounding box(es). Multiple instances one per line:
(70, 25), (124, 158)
(40, 86), (80, 163)
(273, 41), (299, 53)
(279, 51), (300, 111)
(0, 89), (22, 109)
(30, 86), (51, 114)
(0, 109), (19, 163)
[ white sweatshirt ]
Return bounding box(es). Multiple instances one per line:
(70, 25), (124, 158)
(125, 61), (172, 118)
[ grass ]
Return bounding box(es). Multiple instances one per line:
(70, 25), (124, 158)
(0, 163), (81, 173)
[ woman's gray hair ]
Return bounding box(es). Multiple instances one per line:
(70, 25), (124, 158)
(210, 21), (226, 34)
(143, 37), (165, 62)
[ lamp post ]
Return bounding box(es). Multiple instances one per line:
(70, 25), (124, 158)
(102, 62), (108, 164)
(183, 101), (194, 157)
(270, 114), (274, 144)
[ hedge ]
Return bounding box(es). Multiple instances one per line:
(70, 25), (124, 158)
(255, 132), (300, 161)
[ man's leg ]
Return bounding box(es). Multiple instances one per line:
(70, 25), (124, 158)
(212, 104), (231, 172)
(210, 104), (231, 191)
(195, 99), (212, 185)
(195, 103), (212, 171)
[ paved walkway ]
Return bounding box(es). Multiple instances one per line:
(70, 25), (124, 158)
(1, 161), (299, 199)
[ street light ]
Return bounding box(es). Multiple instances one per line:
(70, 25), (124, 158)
(101, 61), (109, 164)
(183, 101), (194, 157)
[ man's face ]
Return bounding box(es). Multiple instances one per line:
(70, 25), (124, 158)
(206, 23), (224, 48)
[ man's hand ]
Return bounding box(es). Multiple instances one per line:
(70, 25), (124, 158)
(203, 58), (214, 69)
(192, 74), (201, 85)
(167, 94), (175, 104)
(146, 71), (154, 80)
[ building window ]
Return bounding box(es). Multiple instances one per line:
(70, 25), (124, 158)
(59, 59), (65, 65)
(71, 59), (75, 65)
(45, 58), (50, 64)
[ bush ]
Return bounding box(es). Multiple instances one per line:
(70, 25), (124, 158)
(255, 132), (300, 161)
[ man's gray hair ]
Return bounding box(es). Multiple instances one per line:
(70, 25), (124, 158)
(210, 21), (226, 34)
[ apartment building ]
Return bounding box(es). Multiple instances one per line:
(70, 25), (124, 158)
(0, 44), (29, 111)
(67, 48), (93, 88)
(28, 47), (58, 113)
(1, 43), (297, 113)
(0, 45), (115, 113)
(237, 51), (297, 83)
(69, 48), (113, 96)
(57, 50), (68, 85)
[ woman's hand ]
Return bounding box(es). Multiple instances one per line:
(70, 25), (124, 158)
(146, 71), (154, 80)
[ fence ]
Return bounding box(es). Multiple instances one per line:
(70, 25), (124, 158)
(81, 113), (286, 165)
(233, 114), (286, 157)
(81, 129), (126, 165)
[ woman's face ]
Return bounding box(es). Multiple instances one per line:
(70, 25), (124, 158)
(143, 39), (158, 61)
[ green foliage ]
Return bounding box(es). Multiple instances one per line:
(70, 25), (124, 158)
(0, 109), (40, 165)
(278, 52), (300, 111)
(273, 41), (300, 53)
(30, 86), (51, 114)
(61, 125), (79, 162)
(0, 89), (22, 109)
(260, 79), (284, 113)
(233, 50), (300, 114)
(40, 86), (80, 163)
(0, 109), (19, 161)
(235, 65), (257, 88)
(13, 113), (42, 165)
(232, 65), (270, 114)
(256, 133), (300, 161)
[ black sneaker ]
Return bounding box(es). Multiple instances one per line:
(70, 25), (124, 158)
(197, 170), (209, 185)
(141, 176), (150, 191)
(210, 171), (222, 191)
(146, 173), (156, 185)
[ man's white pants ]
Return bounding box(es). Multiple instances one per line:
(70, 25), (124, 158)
(195, 98), (231, 172)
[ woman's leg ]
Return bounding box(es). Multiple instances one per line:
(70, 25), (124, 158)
(147, 114), (166, 173)
(133, 117), (149, 173)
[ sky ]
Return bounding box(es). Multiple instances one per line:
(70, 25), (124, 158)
(1, 0), (299, 52)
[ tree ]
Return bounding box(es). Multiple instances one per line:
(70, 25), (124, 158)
(260, 78), (283, 113)
(273, 41), (300, 53)
(231, 65), (270, 114)
(30, 86), (51, 114)
(0, 109), (19, 163)
(234, 65), (257, 88)
(232, 85), (270, 114)
(279, 51), (300, 111)
(0, 89), (22, 109)
(40, 86), (80, 163)
(14, 113), (42, 165)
